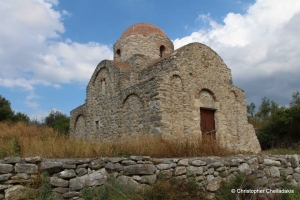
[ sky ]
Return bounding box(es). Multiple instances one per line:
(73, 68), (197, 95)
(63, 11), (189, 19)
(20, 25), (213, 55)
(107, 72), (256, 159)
(0, 0), (300, 120)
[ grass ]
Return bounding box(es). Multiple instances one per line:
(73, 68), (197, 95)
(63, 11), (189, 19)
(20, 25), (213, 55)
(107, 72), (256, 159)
(81, 175), (205, 200)
(0, 121), (233, 158)
(262, 148), (300, 155)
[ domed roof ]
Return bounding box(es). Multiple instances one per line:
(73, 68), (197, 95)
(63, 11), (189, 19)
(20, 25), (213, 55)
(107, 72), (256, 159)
(120, 23), (167, 38)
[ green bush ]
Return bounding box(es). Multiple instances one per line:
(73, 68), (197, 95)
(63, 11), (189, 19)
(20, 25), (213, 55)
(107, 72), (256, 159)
(248, 91), (300, 149)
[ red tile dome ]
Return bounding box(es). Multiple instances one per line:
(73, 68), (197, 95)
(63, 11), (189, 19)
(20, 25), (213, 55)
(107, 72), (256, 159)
(121, 23), (167, 38)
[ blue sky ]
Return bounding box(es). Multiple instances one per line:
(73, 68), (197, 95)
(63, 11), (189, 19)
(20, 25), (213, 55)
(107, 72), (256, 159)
(0, 0), (300, 120)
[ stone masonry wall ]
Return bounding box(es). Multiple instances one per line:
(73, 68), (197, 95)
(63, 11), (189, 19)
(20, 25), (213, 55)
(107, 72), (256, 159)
(71, 36), (261, 153)
(0, 155), (299, 199)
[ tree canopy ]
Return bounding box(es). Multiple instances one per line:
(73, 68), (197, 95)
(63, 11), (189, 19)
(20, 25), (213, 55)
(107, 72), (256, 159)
(0, 95), (30, 124)
(248, 91), (300, 149)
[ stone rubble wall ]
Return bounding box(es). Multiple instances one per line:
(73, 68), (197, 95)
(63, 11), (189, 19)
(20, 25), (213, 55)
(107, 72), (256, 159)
(70, 41), (261, 154)
(0, 155), (299, 199)
(114, 34), (174, 64)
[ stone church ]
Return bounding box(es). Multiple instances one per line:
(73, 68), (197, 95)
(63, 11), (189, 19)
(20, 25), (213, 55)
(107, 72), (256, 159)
(70, 23), (261, 153)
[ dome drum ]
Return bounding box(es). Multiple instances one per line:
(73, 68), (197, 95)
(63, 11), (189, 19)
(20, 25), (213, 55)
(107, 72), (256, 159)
(113, 23), (174, 63)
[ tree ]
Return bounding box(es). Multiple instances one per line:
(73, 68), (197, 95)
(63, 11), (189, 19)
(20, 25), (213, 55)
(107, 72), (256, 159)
(44, 110), (70, 135)
(0, 95), (15, 121)
(13, 112), (30, 124)
(247, 103), (256, 118)
(253, 92), (300, 149)
(255, 97), (279, 123)
(288, 91), (300, 140)
(290, 91), (300, 108)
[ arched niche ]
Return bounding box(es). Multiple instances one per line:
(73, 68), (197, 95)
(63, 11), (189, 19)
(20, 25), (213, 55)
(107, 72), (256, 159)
(197, 89), (218, 109)
(169, 75), (184, 137)
(94, 67), (108, 97)
(74, 114), (86, 139)
(121, 93), (144, 136)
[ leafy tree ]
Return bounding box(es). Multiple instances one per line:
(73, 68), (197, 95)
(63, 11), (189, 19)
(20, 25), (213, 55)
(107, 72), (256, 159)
(251, 92), (300, 149)
(13, 111), (30, 124)
(290, 91), (300, 108)
(255, 97), (279, 122)
(0, 95), (15, 121)
(288, 91), (300, 140)
(44, 109), (70, 135)
(247, 102), (256, 118)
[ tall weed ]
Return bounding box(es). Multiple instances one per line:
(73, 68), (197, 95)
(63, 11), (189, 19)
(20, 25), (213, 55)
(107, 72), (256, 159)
(0, 122), (233, 158)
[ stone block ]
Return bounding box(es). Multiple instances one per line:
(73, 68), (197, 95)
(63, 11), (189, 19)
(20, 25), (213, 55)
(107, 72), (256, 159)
(50, 177), (69, 187)
(76, 168), (87, 176)
(177, 159), (188, 166)
(174, 167), (186, 176)
(40, 162), (63, 174)
(156, 163), (176, 170)
(238, 163), (252, 175)
(0, 164), (13, 173)
(263, 159), (281, 166)
(123, 164), (156, 175)
(15, 164), (38, 174)
(0, 174), (12, 182)
(293, 173), (300, 182)
(24, 156), (41, 163)
(117, 175), (140, 190)
(191, 159), (206, 166)
(105, 162), (122, 171)
(290, 155), (299, 168)
(4, 157), (21, 164)
(206, 180), (220, 192)
(58, 169), (76, 179)
(4, 185), (36, 200)
(62, 191), (79, 199)
(140, 174), (157, 184)
(269, 166), (280, 178)
(188, 166), (203, 175)
(69, 172), (107, 191)
(89, 159), (106, 169)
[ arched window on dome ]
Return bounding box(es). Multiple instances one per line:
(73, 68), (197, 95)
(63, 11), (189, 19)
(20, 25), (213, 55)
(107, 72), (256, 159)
(160, 45), (165, 57)
(116, 49), (121, 57)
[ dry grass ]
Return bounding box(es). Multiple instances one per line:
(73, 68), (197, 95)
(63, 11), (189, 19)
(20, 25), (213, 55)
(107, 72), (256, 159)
(0, 122), (233, 158)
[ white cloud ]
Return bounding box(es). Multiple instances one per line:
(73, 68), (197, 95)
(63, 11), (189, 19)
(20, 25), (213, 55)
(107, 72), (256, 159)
(0, 0), (113, 110)
(173, 0), (300, 106)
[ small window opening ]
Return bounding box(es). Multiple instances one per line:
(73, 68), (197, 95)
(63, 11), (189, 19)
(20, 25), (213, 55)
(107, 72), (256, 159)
(101, 78), (106, 95)
(95, 120), (99, 129)
(160, 45), (166, 57)
(116, 49), (121, 57)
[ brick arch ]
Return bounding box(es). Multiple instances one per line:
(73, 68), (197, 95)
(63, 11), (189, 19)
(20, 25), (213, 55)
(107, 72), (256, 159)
(195, 86), (218, 102)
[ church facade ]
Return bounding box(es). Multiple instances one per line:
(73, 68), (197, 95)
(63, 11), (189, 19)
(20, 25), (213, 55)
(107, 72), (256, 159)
(70, 23), (261, 153)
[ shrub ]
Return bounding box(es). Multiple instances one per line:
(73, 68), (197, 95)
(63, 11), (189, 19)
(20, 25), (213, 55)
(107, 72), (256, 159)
(216, 174), (255, 200)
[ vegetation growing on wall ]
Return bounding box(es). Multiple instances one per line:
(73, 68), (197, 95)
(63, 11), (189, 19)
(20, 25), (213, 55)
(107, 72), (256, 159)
(247, 91), (300, 150)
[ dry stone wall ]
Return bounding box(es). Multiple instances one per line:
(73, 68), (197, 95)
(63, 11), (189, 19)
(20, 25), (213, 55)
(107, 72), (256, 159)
(0, 155), (300, 199)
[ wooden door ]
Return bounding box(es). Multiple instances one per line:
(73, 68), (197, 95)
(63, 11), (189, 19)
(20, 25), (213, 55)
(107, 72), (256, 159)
(200, 108), (216, 140)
